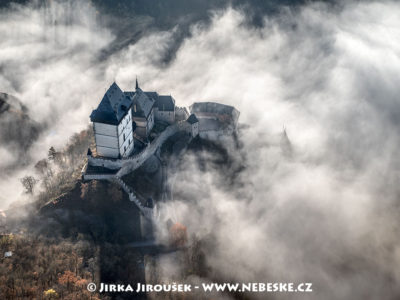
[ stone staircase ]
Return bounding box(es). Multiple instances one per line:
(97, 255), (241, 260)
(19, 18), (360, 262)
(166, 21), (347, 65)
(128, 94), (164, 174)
(112, 177), (154, 221)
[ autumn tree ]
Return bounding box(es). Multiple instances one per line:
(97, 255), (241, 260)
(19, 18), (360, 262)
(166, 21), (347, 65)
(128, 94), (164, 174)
(58, 270), (78, 298)
(43, 288), (58, 299)
(0, 236), (99, 300)
(169, 222), (188, 247)
(80, 182), (89, 199)
(58, 270), (78, 288)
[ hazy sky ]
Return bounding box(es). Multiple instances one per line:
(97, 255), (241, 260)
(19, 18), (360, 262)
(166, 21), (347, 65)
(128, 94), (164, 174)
(1, 0), (400, 298)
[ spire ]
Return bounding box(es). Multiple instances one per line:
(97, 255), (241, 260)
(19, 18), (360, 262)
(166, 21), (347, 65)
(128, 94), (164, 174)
(281, 124), (293, 158)
(135, 77), (139, 90)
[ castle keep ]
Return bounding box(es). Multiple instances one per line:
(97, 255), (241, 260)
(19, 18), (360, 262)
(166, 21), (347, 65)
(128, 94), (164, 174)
(90, 79), (176, 158)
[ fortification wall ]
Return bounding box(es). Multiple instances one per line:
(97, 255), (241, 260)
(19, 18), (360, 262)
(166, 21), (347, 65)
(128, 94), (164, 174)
(113, 177), (154, 220)
(87, 156), (122, 169)
(83, 173), (115, 180)
(199, 128), (234, 141)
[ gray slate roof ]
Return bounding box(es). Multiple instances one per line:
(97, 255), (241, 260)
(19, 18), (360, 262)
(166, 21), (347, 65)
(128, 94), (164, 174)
(125, 89), (175, 116)
(186, 113), (199, 124)
(144, 92), (158, 101)
(145, 92), (175, 111)
(90, 82), (131, 125)
(125, 88), (154, 118)
(90, 81), (176, 125)
(156, 95), (175, 111)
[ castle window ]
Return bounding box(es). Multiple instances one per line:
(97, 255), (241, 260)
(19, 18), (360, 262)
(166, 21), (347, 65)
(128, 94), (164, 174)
(123, 133), (126, 141)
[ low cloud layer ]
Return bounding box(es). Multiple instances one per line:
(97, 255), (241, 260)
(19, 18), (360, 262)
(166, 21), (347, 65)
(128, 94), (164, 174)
(0, 0), (113, 206)
(1, 0), (400, 298)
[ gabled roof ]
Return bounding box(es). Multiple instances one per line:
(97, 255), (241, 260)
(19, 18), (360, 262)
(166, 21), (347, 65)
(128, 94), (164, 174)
(91, 80), (176, 124)
(186, 113), (199, 124)
(106, 82), (125, 110)
(124, 88), (154, 119)
(144, 92), (159, 101)
(90, 82), (131, 125)
(125, 81), (175, 114)
(144, 91), (175, 111)
(156, 95), (175, 111)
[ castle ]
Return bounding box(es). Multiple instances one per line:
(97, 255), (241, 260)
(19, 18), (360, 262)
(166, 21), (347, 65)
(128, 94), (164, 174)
(83, 78), (239, 230)
(85, 79), (239, 165)
(90, 79), (178, 158)
(89, 79), (239, 161)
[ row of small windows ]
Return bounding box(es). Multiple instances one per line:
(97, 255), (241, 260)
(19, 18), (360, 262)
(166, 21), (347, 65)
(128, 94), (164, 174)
(123, 132), (133, 145)
(119, 112), (132, 133)
(123, 139), (132, 153)
(122, 113), (132, 142)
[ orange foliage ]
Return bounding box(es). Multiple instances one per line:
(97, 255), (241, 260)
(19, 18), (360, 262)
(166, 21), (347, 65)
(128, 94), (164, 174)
(58, 270), (78, 286)
(75, 278), (88, 288)
(169, 223), (188, 247)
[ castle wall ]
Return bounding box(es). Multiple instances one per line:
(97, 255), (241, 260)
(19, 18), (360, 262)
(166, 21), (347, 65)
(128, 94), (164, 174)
(94, 122), (118, 136)
(199, 129), (234, 141)
(134, 126), (147, 139)
(95, 134), (119, 149)
(87, 155), (122, 169)
(132, 111), (154, 139)
(95, 146), (120, 158)
(93, 122), (119, 158)
(184, 121), (199, 137)
(192, 122), (199, 137)
(132, 117), (147, 127)
(154, 107), (175, 124)
(231, 108), (240, 128)
(82, 173), (115, 180)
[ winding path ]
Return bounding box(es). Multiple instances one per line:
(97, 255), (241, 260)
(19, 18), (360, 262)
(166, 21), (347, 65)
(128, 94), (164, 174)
(117, 124), (180, 177)
(85, 123), (184, 221)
